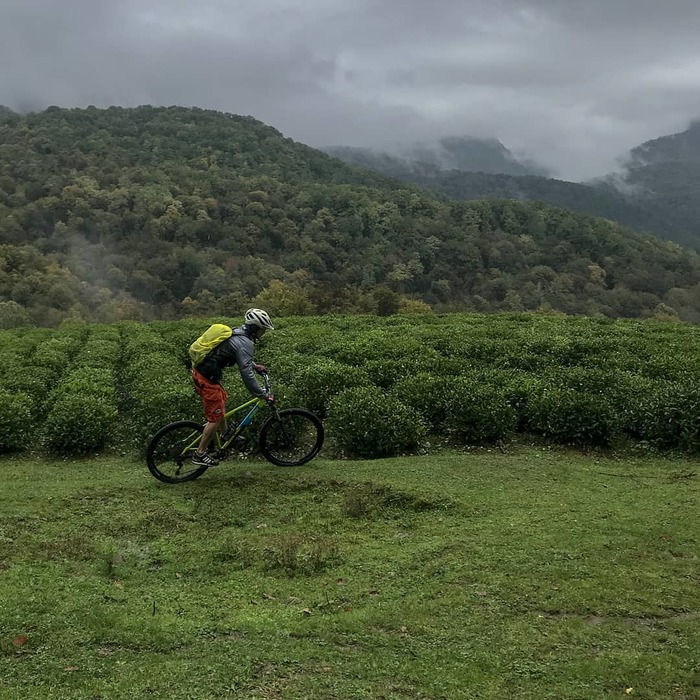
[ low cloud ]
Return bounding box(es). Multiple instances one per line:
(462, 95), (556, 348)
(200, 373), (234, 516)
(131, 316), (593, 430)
(2, 0), (700, 180)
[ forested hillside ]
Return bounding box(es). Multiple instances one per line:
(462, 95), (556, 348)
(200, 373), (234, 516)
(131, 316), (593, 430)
(2, 105), (700, 327)
(608, 121), (700, 249)
(326, 144), (700, 249)
(323, 146), (687, 242)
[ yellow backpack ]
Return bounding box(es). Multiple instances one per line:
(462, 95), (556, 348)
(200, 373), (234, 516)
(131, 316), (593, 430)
(189, 323), (233, 368)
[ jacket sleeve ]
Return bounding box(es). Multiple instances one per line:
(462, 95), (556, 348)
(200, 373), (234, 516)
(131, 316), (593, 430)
(234, 338), (266, 398)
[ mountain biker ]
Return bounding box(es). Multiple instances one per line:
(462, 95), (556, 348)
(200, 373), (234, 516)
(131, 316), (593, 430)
(190, 308), (275, 466)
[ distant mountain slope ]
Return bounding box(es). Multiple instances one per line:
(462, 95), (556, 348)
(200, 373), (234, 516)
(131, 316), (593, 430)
(326, 129), (700, 249)
(324, 145), (693, 247)
(2, 105), (700, 326)
(596, 122), (700, 248)
(322, 146), (442, 179)
(325, 135), (547, 178)
(409, 136), (548, 176)
(424, 170), (683, 238)
(626, 120), (700, 167)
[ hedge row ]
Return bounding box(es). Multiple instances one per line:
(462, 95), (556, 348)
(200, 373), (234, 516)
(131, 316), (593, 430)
(0, 326), (87, 453)
(3, 313), (700, 458)
(41, 326), (121, 454)
(105, 315), (700, 458)
(249, 315), (700, 457)
(119, 322), (200, 448)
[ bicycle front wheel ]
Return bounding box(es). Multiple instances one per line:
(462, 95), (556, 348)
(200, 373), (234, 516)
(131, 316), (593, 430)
(259, 408), (324, 467)
(146, 420), (208, 484)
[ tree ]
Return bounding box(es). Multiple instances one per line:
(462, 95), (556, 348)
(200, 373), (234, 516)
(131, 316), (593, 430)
(398, 297), (432, 314)
(502, 289), (524, 312)
(373, 286), (401, 316)
(253, 279), (315, 316)
(651, 303), (680, 322)
(0, 301), (30, 328)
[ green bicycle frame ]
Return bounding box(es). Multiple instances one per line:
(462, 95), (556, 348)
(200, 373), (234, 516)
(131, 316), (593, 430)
(179, 395), (269, 457)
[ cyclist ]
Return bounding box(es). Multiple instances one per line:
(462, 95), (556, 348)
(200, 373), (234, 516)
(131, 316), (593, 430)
(190, 308), (275, 466)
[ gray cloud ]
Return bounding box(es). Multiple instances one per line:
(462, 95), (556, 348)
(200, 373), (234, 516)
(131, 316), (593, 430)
(2, 0), (700, 180)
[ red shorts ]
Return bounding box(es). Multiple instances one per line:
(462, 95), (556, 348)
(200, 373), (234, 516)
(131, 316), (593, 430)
(191, 369), (228, 423)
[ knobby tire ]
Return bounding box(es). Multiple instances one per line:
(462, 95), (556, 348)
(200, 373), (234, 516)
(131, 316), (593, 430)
(146, 420), (208, 484)
(259, 408), (324, 467)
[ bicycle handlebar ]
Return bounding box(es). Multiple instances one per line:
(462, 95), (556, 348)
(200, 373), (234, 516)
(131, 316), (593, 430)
(260, 372), (274, 405)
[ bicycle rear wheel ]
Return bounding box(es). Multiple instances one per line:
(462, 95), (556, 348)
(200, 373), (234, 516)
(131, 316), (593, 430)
(259, 408), (324, 467)
(146, 421), (208, 483)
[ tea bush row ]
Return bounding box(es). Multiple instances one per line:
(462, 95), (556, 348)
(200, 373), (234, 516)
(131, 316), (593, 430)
(194, 314), (692, 456)
(3, 313), (700, 458)
(120, 322), (200, 448)
(0, 328), (83, 410)
(275, 315), (700, 455)
(41, 326), (121, 455)
(0, 327), (88, 453)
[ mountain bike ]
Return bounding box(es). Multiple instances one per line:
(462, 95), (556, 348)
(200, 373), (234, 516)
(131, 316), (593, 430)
(146, 373), (324, 484)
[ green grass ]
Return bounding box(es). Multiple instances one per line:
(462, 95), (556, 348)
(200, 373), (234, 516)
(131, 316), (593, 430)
(0, 447), (699, 699)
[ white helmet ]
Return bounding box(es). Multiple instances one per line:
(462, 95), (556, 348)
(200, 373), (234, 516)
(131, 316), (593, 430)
(244, 308), (274, 330)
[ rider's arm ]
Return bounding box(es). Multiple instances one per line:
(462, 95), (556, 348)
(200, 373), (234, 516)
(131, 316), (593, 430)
(234, 338), (267, 398)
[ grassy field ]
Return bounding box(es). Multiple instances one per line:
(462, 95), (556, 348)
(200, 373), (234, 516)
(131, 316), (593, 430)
(0, 447), (699, 699)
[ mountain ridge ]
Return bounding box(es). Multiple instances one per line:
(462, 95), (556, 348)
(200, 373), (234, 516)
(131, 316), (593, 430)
(325, 122), (700, 249)
(324, 135), (548, 179)
(2, 105), (700, 326)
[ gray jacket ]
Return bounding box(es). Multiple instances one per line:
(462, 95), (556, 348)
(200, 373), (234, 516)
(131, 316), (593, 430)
(194, 326), (266, 398)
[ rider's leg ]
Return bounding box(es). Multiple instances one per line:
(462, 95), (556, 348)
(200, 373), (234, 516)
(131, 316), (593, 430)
(197, 419), (222, 453)
(191, 371), (228, 459)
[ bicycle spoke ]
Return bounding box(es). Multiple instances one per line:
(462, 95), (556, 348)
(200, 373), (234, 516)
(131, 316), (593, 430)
(260, 409), (324, 466)
(146, 422), (207, 483)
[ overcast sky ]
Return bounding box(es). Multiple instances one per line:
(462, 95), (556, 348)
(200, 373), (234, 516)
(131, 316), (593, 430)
(2, 0), (700, 181)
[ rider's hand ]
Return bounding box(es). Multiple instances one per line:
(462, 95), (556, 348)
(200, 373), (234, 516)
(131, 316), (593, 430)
(264, 393), (275, 405)
(254, 363), (268, 375)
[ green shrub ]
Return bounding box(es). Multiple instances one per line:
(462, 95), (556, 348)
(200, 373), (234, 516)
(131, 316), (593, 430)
(478, 371), (544, 429)
(51, 371), (118, 401)
(288, 359), (371, 418)
(150, 319), (204, 348)
(549, 367), (622, 395)
(42, 393), (118, 455)
(121, 352), (183, 391)
(0, 391), (33, 453)
(120, 341), (210, 449)
(119, 326), (171, 380)
(327, 387), (425, 458)
(500, 372), (542, 430)
(362, 356), (448, 389)
(328, 332), (442, 370)
(255, 351), (307, 386)
(30, 348), (69, 375)
(608, 374), (659, 438)
(525, 386), (617, 446)
(130, 384), (201, 449)
(542, 336), (618, 368)
(640, 351), (699, 381)
(32, 331), (86, 368)
(632, 382), (700, 454)
(493, 351), (546, 372)
(390, 373), (448, 431)
(77, 343), (120, 370)
(443, 378), (518, 444)
(0, 366), (56, 407)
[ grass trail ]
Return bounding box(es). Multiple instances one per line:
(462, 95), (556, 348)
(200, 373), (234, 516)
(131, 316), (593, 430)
(1, 447), (699, 699)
